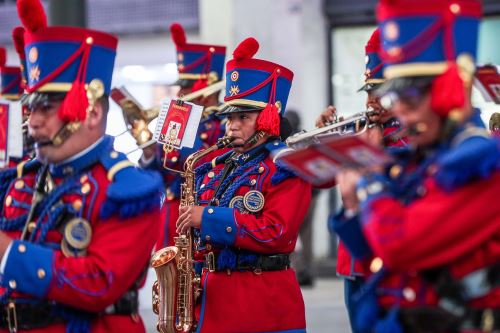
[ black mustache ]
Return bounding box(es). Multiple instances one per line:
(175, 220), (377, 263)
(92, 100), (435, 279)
(34, 140), (53, 148)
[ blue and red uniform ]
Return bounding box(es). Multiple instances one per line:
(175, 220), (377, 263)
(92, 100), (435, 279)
(0, 136), (163, 333)
(333, 0), (500, 331)
(0, 1), (164, 331)
(336, 123), (500, 332)
(193, 140), (311, 333)
(188, 37), (310, 333)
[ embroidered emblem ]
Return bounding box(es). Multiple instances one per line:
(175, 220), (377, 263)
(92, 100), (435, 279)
(384, 21), (399, 41)
(229, 195), (246, 212)
(28, 47), (38, 63)
(229, 85), (240, 96)
(243, 190), (265, 213)
(231, 71), (239, 82)
(29, 65), (41, 82)
(62, 218), (92, 257)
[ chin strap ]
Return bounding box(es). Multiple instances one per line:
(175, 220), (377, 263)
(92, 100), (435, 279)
(230, 131), (266, 149)
(36, 122), (81, 148)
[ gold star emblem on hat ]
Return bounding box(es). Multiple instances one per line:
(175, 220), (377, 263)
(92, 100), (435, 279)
(229, 85), (240, 96)
(29, 65), (41, 82)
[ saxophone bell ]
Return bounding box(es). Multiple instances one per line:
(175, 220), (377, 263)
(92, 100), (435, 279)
(151, 136), (234, 333)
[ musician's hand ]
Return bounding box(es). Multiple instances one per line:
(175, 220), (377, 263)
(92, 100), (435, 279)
(315, 105), (337, 128)
(142, 145), (156, 160)
(176, 205), (205, 234)
(336, 168), (362, 212)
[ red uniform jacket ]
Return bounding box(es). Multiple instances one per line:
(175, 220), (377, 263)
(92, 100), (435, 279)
(0, 136), (163, 333)
(193, 140), (311, 333)
(337, 129), (500, 331)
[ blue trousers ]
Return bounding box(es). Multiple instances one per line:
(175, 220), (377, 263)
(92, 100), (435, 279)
(344, 277), (365, 333)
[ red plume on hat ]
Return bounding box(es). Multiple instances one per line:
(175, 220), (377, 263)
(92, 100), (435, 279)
(233, 37), (259, 61)
(0, 47), (6, 67)
(12, 27), (26, 60)
(170, 23), (187, 47)
(365, 28), (381, 53)
(18, 0), (90, 123)
(17, 0), (47, 32)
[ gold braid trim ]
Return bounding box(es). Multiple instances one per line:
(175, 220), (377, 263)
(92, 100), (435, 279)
(107, 161), (135, 181)
(16, 160), (28, 178)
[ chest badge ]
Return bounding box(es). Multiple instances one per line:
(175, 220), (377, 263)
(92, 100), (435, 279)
(229, 195), (245, 212)
(62, 217), (92, 257)
(243, 190), (265, 213)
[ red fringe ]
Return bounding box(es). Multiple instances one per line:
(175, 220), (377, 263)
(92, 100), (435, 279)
(170, 23), (187, 47)
(17, 0), (47, 33)
(58, 82), (88, 122)
(233, 38), (259, 61)
(431, 63), (465, 117)
(255, 103), (280, 137)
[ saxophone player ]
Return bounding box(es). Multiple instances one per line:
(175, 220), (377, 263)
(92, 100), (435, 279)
(175, 37), (311, 333)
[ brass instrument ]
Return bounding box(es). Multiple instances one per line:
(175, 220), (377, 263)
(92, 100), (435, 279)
(114, 81), (226, 153)
(151, 136), (234, 333)
(286, 110), (377, 149)
(111, 87), (159, 146)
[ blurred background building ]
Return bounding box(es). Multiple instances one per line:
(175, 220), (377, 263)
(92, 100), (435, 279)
(1, 0), (499, 273)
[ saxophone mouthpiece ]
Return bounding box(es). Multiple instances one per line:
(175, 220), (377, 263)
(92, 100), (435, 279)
(217, 136), (235, 148)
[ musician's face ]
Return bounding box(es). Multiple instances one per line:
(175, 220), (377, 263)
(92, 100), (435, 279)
(28, 100), (65, 162)
(226, 111), (264, 153)
(366, 90), (392, 124)
(28, 98), (105, 164)
(390, 91), (442, 147)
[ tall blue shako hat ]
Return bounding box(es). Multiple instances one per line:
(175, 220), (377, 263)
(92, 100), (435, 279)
(170, 23), (226, 92)
(359, 28), (385, 92)
(220, 38), (294, 137)
(18, 0), (117, 125)
(377, 0), (482, 117)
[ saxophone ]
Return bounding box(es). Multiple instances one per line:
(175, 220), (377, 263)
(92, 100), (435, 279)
(151, 136), (234, 333)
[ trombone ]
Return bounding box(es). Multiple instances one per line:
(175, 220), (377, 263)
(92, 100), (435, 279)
(285, 109), (378, 149)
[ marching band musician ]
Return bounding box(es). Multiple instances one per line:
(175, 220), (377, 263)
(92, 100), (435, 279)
(316, 29), (407, 150)
(332, 0), (500, 332)
(0, 1), (163, 332)
(315, 28), (409, 332)
(175, 37), (311, 333)
(140, 23), (226, 249)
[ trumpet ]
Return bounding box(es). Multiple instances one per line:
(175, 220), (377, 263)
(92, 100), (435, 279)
(286, 109), (378, 149)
